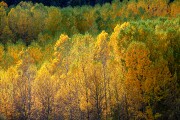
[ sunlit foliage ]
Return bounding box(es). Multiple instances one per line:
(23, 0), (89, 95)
(0, 0), (179, 120)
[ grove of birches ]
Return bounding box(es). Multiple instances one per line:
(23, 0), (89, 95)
(0, 0), (180, 120)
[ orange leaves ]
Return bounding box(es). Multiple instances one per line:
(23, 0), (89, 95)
(127, 1), (138, 15)
(6, 43), (25, 66)
(27, 43), (42, 63)
(125, 41), (151, 75)
(170, 1), (180, 17)
(0, 12), (179, 119)
(0, 1), (8, 8)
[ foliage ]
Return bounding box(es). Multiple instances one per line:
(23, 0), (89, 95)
(0, 0), (179, 120)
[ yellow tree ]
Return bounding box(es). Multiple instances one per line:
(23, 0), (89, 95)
(87, 63), (105, 120)
(0, 49), (36, 120)
(109, 22), (132, 119)
(27, 42), (43, 65)
(94, 30), (111, 119)
(0, 67), (19, 119)
(125, 41), (151, 119)
(4, 43), (25, 68)
(33, 62), (59, 119)
(69, 34), (95, 120)
(32, 34), (72, 119)
(54, 34), (71, 75)
(15, 50), (37, 120)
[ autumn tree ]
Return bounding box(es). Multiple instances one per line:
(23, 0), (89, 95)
(94, 30), (110, 119)
(124, 41), (151, 119)
(0, 67), (19, 119)
(0, 6), (8, 43)
(14, 50), (37, 119)
(69, 34), (95, 120)
(45, 7), (61, 35)
(33, 62), (59, 119)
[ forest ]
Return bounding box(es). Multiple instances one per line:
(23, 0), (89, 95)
(0, 0), (180, 120)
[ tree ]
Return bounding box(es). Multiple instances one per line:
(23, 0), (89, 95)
(0, 6), (7, 38)
(33, 62), (58, 119)
(124, 41), (151, 119)
(14, 50), (37, 120)
(31, 3), (48, 40)
(54, 34), (72, 75)
(0, 67), (18, 119)
(94, 30), (110, 119)
(27, 42), (43, 64)
(144, 57), (179, 119)
(5, 43), (25, 68)
(45, 7), (61, 35)
(0, 25), (14, 44)
(69, 34), (95, 120)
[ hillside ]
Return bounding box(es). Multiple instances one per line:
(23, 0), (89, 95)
(0, 0), (180, 120)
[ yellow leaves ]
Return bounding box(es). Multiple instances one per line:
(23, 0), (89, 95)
(60, 34), (69, 43)
(120, 22), (130, 31)
(109, 22), (131, 62)
(0, 1), (8, 8)
(79, 95), (92, 111)
(52, 58), (60, 66)
(95, 31), (108, 52)
(6, 43), (25, 65)
(35, 63), (53, 94)
(96, 30), (108, 47)
(54, 34), (69, 51)
(0, 16), (179, 119)
(53, 52), (61, 58)
(58, 34), (69, 47)
(0, 66), (19, 118)
(155, 25), (167, 40)
(95, 31), (109, 62)
(127, 1), (138, 14)
(47, 58), (60, 73)
(27, 43), (43, 63)
(16, 59), (23, 69)
(125, 41), (151, 70)
(125, 78), (143, 111)
(113, 24), (121, 33)
(137, 0), (147, 11)
(109, 24), (121, 60)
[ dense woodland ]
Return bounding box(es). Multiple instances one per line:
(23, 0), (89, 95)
(0, 0), (180, 120)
